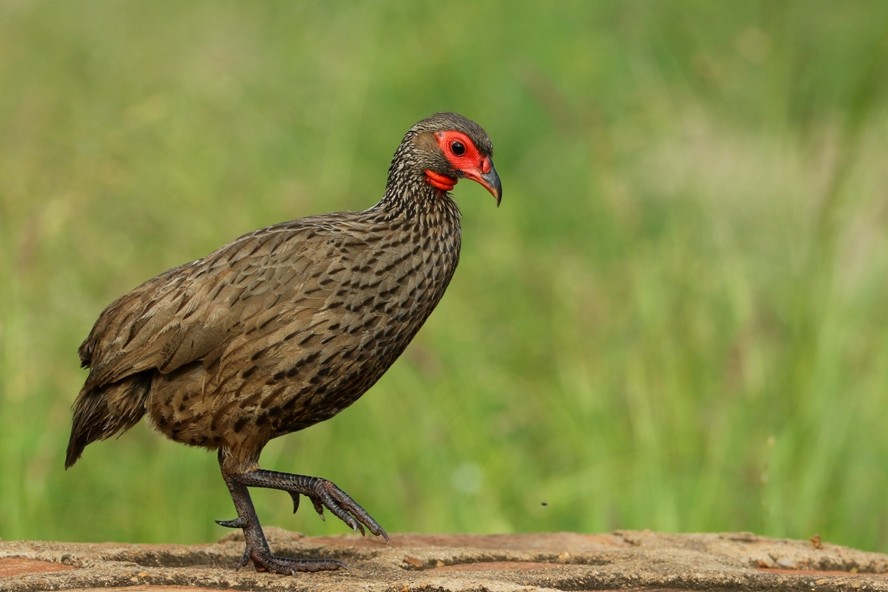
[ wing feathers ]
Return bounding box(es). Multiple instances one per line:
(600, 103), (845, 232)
(80, 221), (347, 390)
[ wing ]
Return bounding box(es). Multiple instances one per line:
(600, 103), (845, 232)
(80, 217), (369, 392)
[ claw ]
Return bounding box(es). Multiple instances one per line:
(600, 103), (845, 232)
(289, 491), (301, 514)
(216, 517), (248, 529)
(311, 498), (326, 520)
(235, 549), (251, 570)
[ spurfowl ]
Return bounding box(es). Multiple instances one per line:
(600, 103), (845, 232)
(65, 112), (501, 575)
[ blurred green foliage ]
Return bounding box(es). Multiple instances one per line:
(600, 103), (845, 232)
(2, 1), (887, 551)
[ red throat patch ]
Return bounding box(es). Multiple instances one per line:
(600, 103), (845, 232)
(425, 169), (457, 191)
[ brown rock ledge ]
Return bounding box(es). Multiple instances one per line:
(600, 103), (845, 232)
(1, 529), (886, 591)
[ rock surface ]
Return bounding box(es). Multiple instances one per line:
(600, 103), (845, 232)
(2, 529), (887, 591)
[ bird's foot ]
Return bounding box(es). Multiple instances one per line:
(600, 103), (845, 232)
(220, 465), (355, 575)
(247, 546), (344, 574)
(215, 514), (345, 573)
(239, 470), (389, 542)
(301, 477), (389, 541)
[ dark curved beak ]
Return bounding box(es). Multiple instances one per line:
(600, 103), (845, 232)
(481, 161), (503, 207)
(464, 157), (502, 206)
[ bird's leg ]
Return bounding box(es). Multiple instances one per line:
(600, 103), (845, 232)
(235, 469), (390, 542)
(217, 469), (344, 574)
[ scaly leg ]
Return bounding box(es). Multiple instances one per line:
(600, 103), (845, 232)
(217, 470), (344, 574)
(216, 452), (388, 575)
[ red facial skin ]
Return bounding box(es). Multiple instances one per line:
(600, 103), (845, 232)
(424, 130), (499, 200)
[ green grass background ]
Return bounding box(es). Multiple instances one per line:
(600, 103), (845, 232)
(2, 1), (887, 551)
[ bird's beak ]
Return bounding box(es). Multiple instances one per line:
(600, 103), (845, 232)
(463, 157), (503, 206)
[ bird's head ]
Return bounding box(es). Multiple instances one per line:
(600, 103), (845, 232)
(397, 112), (502, 206)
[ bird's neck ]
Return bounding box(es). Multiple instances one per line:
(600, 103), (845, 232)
(375, 174), (461, 228)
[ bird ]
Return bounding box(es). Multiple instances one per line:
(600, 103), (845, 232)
(65, 112), (502, 575)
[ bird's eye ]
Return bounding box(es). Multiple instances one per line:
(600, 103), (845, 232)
(450, 141), (466, 156)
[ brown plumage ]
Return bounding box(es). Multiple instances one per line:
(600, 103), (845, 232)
(66, 112), (501, 575)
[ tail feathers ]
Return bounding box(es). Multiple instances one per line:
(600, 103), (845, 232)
(65, 374), (151, 468)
